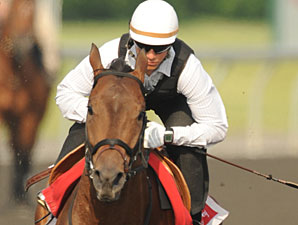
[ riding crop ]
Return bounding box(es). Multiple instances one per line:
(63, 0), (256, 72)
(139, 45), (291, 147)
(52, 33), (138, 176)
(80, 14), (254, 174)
(202, 151), (298, 190)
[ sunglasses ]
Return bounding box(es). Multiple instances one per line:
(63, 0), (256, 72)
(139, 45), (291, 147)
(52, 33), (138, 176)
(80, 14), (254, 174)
(134, 41), (171, 54)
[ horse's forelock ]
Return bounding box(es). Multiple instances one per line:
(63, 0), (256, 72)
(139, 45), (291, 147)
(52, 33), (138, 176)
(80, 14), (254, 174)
(109, 58), (133, 73)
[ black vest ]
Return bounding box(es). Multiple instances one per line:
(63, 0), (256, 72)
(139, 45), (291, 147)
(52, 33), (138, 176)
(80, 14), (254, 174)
(118, 33), (195, 126)
(119, 34), (209, 213)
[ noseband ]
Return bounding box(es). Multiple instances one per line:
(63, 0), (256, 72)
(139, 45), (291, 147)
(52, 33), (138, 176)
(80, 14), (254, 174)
(85, 71), (148, 179)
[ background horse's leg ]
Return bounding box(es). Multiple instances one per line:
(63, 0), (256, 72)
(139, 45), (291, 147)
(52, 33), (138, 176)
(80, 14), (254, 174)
(8, 112), (41, 202)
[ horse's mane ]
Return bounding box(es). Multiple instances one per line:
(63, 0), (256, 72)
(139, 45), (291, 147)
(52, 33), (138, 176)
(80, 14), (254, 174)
(108, 58), (133, 73)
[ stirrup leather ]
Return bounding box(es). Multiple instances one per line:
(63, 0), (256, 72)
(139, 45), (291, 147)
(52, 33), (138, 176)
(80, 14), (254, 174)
(37, 192), (51, 212)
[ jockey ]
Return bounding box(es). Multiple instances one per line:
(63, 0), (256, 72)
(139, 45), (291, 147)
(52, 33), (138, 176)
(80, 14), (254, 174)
(43, 0), (228, 224)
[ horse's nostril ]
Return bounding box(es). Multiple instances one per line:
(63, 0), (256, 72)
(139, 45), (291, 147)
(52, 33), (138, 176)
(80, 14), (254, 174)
(113, 172), (124, 186)
(95, 170), (100, 177)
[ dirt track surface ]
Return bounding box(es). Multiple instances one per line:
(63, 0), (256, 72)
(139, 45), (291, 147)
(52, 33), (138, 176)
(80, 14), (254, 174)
(1, 158), (298, 225)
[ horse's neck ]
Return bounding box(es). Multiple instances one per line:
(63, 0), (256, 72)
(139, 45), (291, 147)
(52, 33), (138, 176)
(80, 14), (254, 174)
(73, 169), (150, 224)
(67, 175), (97, 224)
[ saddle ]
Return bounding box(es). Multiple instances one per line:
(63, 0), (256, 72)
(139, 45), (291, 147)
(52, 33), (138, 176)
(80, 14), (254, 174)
(25, 143), (85, 191)
(151, 150), (191, 211)
(26, 144), (191, 213)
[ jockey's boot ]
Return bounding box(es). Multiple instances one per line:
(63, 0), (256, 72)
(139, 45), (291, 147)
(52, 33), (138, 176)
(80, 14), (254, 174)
(192, 212), (202, 225)
(192, 220), (201, 225)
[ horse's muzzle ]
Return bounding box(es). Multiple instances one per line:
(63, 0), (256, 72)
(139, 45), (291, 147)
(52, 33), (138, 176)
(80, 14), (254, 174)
(91, 168), (127, 202)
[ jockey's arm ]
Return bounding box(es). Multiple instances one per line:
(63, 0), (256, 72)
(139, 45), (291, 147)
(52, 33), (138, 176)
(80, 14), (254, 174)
(55, 38), (121, 123)
(173, 54), (228, 148)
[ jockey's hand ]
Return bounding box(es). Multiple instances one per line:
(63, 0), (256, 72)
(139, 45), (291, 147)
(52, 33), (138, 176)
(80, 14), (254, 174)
(144, 121), (165, 149)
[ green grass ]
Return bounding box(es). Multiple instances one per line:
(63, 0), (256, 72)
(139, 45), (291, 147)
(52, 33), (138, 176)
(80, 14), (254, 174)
(213, 61), (264, 132)
(263, 60), (298, 132)
(39, 59), (78, 138)
(40, 18), (298, 138)
(207, 59), (298, 134)
(60, 18), (273, 50)
(60, 20), (129, 48)
(179, 17), (272, 50)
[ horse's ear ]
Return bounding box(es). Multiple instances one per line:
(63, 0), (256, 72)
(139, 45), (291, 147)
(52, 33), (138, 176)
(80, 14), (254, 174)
(132, 49), (147, 83)
(89, 43), (104, 75)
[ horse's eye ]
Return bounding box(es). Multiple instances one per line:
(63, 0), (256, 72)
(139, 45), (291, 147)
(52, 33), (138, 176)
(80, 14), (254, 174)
(137, 111), (145, 121)
(87, 105), (93, 115)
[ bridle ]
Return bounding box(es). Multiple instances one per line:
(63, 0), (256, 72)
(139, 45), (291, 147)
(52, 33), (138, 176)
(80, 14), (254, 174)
(67, 70), (153, 225)
(85, 71), (149, 179)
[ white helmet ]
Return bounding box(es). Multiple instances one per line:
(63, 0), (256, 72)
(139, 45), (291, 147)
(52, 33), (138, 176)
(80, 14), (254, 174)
(129, 0), (179, 46)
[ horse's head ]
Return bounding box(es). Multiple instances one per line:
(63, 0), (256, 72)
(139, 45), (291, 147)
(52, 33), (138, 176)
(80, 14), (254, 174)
(85, 43), (147, 202)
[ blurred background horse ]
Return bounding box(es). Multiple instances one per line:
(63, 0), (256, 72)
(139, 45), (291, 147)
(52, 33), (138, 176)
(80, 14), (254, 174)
(0, 0), (52, 202)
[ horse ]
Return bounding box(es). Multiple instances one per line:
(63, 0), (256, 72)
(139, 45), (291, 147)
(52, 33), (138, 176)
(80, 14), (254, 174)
(35, 43), (176, 225)
(0, 0), (51, 202)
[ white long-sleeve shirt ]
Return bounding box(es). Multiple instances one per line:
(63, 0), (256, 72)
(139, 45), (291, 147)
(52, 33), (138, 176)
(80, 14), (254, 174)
(56, 37), (228, 148)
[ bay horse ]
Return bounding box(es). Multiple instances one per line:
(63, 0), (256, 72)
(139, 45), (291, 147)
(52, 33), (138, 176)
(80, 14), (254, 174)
(0, 0), (51, 201)
(36, 44), (175, 225)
